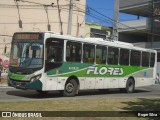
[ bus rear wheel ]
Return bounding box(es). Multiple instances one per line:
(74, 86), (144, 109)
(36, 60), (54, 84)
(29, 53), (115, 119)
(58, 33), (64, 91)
(63, 79), (78, 97)
(126, 78), (135, 93)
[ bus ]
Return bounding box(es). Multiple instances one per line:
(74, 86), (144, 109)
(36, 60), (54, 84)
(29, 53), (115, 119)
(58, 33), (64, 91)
(8, 32), (157, 97)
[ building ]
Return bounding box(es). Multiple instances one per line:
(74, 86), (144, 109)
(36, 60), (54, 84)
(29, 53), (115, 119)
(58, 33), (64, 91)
(118, 0), (160, 50)
(118, 0), (160, 74)
(85, 22), (112, 39)
(0, 0), (86, 55)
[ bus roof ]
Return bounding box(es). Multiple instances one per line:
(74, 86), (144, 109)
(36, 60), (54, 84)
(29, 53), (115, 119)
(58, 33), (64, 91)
(46, 32), (156, 53)
(14, 31), (157, 53)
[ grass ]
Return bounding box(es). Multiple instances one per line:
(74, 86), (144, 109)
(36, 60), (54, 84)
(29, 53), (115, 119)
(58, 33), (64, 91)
(0, 98), (160, 120)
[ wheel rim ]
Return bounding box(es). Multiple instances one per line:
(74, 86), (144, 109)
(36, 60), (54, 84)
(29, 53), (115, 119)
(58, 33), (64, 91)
(65, 83), (74, 93)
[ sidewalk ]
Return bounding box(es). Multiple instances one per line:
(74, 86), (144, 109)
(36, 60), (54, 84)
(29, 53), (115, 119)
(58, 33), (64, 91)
(0, 83), (8, 87)
(0, 73), (8, 87)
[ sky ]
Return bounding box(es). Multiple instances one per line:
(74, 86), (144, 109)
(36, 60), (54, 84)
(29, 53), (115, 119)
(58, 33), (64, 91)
(86, 0), (138, 27)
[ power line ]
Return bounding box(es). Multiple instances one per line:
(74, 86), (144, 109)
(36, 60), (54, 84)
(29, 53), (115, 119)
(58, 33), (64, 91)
(1, 1), (157, 38)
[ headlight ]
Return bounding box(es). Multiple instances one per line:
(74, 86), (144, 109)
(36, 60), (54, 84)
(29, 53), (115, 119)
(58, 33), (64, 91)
(30, 74), (42, 82)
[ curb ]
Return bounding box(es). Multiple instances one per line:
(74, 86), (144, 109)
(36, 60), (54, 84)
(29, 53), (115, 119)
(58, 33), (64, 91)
(0, 84), (12, 88)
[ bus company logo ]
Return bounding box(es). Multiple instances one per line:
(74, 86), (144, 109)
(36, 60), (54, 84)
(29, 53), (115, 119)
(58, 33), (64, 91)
(87, 66), (124, 76)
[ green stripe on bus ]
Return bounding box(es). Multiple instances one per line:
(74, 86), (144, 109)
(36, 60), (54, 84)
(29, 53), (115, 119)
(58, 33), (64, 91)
(8, 72), (26, 80)
(47, 62), (151, 77)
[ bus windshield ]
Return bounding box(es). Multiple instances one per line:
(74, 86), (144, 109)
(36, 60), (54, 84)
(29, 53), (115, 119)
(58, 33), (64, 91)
(10, 42), (43, 73)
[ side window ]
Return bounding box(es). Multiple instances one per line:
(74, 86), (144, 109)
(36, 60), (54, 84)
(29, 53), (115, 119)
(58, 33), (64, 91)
(150, 52), (155, 67)
(130, 50), (141, 66)
(45, 38), (64, 72)
(66, 41), (82, 62)
(96, 46), (106, 64)
(120, 49), (129, 65)
(108, 47), (119, 65)
(157, 52), (160, 62)
(83, 44), (95, 63)
(142, 52), (149, 67)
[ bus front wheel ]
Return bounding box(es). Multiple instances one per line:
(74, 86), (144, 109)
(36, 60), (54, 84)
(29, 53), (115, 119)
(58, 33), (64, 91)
(126, 78), (135, 93)
(63, 79), (78, 97)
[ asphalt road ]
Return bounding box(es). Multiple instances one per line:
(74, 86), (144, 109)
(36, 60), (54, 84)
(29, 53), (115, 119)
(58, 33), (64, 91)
(0, 85), (160, 102)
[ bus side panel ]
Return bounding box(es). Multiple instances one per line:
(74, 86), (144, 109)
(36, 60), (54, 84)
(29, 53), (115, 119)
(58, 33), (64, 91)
(43, 76), (58, 90)
(95, 77), (104, 89)
(84, 77), (96, 89)
(108, 78), (119, 88)
(79, 77), (85, 89)
(56, 77), (67, 90)
(131, 68), (154, 87)
(103, 78), (110, 89)
(118, 78), (127, 88)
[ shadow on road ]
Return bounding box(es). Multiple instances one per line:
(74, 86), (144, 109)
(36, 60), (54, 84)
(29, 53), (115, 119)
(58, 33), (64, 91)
(121, 98), (160, 120)
(6, 88), (151, 99)
(6, 90), (62, 99)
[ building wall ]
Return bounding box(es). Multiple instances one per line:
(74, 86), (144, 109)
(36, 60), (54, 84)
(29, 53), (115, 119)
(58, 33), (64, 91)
(85, 22), (101, 37)
(0, 0), (86, 55)
(85, 22), (111, 39)
(118, 0), (160, 45)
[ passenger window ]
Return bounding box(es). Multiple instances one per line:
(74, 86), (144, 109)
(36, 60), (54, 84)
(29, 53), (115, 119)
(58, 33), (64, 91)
(150, 53), (155, 67)
(120, 49), (129, 65)
(142, 52), (149, 67)
(130, 50), (141, 66)
(66, 41), (82, 62)
(108, 47), (119, 65)
(45, 38), (64, 72)
(83, 44), (95, 63)
(96, 46), (106, 64)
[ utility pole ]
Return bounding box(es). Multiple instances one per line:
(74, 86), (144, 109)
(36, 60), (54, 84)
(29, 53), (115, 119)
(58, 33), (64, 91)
(15, 0), (22, 28)
(113, 0), (119, 41)
(151, 0), (155, 48)
(44, 5), (51, 31)
(57, 0), (63, 35)
(67, 0), (73, 35)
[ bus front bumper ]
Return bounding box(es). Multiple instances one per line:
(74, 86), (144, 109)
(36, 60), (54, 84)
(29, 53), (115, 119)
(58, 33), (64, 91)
(8, 78), (42, 90)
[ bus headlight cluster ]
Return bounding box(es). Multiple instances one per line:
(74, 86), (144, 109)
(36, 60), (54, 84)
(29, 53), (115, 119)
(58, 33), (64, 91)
(30, 74), (42, 82)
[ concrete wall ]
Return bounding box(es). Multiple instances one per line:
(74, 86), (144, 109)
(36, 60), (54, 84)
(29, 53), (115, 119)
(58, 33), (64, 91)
(119, 0), (150, 9)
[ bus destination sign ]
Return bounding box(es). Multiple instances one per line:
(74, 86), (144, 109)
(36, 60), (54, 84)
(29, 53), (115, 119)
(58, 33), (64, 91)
(14, 33), (42, 40)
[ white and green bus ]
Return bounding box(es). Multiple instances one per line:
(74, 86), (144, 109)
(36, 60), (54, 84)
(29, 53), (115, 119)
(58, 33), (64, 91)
(8, 32), (157, 96)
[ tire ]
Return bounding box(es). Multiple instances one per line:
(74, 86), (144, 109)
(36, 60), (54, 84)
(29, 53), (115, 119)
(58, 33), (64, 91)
(36, 90), (48, 95)
(63, 79), (78, 97)
(126, 78), (135, 93)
